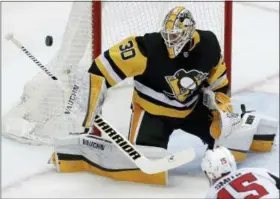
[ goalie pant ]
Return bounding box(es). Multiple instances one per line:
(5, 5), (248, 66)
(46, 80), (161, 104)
(127, 97), (214, 149)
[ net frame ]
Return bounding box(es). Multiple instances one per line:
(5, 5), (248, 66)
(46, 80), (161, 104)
(92, 1), (232, 83)
(2, 1), (233, 145)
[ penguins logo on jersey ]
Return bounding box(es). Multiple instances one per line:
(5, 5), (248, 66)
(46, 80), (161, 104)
(164, 69), (208, 102)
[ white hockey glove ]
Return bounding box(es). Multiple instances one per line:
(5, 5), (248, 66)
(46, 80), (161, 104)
(202, 87), (238, 140)
(202, 88), (278, 162)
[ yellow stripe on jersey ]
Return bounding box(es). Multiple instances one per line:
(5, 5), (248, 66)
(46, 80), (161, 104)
(207, 57), (228, 85)
(95, 57), (118, 87)
(83, 74), (104, 128)
(133, 91), (197, 118)
(212, 77), (229, 91)
(208, 58), (226, 84)
(108, 36), (147, 77)
(189, 31), (200, 51)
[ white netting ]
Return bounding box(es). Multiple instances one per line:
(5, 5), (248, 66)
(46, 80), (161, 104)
(2, 1), (227, 145)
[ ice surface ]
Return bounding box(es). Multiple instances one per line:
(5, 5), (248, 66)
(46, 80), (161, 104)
(1, 1), (279, 198)
(2, 90), (279, 198)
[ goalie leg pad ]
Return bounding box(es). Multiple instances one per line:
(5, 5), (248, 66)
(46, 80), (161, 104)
(250, 136), (275, 152)
(214, 112), (279, 162)
(249, 115), (278, 152)
(228, 149), (248, 163)
(52, 135), (167, 185)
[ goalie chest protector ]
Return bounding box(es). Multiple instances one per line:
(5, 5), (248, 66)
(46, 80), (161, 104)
(134, 30), (222, 105)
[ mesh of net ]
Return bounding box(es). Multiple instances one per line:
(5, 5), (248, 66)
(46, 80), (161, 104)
(2, 1), (226, 145)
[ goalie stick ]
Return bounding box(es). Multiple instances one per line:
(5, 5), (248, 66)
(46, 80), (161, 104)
(5, 33), (70, 92)
(5, 33), (77, 114)
(91, 115), (196, 174)
(6, 33), (196, 174)
(5, 33), (79, 144)
(5, 33), (58, 80)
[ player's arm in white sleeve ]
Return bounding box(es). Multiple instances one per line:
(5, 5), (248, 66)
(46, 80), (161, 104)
(268, 172), (280, 189)
(250, 168), (280, 198)
(241, 167), (280, 196)
(262, 169), (280, 190)
(204, 188), (217, 199)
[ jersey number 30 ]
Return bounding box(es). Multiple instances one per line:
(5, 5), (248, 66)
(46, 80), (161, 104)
(119, 40), (136, 60)
(218, 173), (269, 199)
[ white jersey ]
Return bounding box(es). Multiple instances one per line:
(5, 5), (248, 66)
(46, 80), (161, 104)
(206, 168), (279, 199)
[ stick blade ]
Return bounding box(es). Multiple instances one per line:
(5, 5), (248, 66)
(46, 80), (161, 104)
(136, 148), (196, 174)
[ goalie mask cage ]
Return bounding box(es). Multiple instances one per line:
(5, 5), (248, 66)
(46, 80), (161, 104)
(2, 1), (233, 145)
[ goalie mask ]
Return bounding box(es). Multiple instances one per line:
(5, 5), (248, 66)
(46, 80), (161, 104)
(160, 6), (196, 58)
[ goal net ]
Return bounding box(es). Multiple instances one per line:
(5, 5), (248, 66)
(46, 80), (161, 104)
(2, 1), (232, 145)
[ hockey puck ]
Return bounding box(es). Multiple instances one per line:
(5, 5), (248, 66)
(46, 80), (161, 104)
(241, 104), (246, 112)
(45, 35), (53, 46)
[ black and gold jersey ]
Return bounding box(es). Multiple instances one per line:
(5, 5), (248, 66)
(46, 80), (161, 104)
(88, 30), (229, 119)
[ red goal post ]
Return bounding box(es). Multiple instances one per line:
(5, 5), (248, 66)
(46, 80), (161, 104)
(92, 1), (233, 87)
(224, 1), (233, 89)
(3, 1), (233, 145)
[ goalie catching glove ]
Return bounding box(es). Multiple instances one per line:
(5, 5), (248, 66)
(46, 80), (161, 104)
(202, 88), (278, 162)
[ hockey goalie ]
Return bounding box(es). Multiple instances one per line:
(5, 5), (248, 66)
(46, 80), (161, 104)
(51, 6), (278, 185)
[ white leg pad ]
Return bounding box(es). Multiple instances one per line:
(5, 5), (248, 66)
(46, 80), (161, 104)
(214, 112), (278, 152)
